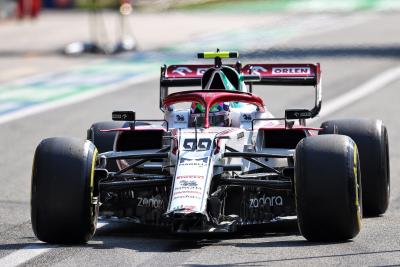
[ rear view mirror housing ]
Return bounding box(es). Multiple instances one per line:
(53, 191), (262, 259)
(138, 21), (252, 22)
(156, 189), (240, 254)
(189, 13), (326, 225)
(112, 111), (136, 121)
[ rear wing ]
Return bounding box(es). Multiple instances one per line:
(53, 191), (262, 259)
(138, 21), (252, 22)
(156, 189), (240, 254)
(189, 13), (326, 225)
(160, 64), (213, 87)
(242, 64), (319, 86)
(160, 63), (321, 119)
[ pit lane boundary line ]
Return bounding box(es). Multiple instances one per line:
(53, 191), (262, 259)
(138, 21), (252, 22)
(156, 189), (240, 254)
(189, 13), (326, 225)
(311, 65), (400, 123)
(0, 222), (108, 267)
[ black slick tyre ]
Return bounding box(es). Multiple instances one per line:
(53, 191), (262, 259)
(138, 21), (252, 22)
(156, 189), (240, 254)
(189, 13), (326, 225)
(87, 121), (125, 172)
(31, 137), (98, 244)
(87, 121), (148, 171)
(295, 135), (362, 242)
(319, 119), (390, 216)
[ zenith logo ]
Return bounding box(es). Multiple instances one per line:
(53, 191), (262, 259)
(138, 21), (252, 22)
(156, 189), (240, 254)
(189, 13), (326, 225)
(172, 67), (192, 76)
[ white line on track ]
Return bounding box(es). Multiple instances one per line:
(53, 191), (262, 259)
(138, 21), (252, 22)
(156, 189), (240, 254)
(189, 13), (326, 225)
(0, 73), (158, 125)
(311, 65), (400, 123)
(0, 222), (108, 267)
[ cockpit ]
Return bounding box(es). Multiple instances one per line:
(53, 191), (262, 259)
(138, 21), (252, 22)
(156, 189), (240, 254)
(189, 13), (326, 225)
(163, 90), (265, 129)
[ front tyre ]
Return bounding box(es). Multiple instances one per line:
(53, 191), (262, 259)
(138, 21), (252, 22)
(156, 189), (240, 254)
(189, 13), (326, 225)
(295, 135), (362, 242)
(31, 137), (99, 244)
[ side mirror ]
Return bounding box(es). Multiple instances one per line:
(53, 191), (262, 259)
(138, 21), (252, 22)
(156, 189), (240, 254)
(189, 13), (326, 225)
(112, 110), (135, 121)
(285, 109), (312, 120)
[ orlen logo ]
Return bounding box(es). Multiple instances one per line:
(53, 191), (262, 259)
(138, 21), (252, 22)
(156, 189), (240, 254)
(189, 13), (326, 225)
(272, 67), (310, 75)
(249, 194), (283, 208)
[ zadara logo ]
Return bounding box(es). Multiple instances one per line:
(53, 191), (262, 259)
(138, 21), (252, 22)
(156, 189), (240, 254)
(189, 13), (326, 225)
(137, 196), (164, 209)
(249, 194), (283, 208)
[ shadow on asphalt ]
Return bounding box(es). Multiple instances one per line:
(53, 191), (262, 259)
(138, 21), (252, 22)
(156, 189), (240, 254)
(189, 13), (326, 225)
(93, 219), (299, 239)
(242, 45), (400, 59)
(52, 220), (350, 253)
(1, 45), (400, 59)
(182, 249), (400, 266)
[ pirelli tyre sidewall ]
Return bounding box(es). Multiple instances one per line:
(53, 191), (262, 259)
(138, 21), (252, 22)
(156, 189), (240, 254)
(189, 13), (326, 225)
(31, 137), (98, 244)
(295, 135), (362, 242)
(319, 119), (390, 217)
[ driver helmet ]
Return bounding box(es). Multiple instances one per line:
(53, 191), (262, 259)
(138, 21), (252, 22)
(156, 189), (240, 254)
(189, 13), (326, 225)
(190, 102), (231, 127)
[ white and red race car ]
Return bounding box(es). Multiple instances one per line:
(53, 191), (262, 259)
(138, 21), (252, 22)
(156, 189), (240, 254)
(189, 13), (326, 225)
(31, 51), (390, 244)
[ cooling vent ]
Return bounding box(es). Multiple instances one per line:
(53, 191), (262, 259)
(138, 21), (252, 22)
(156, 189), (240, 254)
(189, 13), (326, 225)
(116, 130), (164, 151)
(263, 130), (306, 149)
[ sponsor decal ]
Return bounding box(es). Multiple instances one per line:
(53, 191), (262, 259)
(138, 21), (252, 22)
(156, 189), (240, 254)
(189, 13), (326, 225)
(172, 205), (197, 211)
(112, 113), (127, 120)
(172, 66), (192, 76)
(182, 138), (212, 151)
(179, 157), (208, 165)
(176, 175), (205, 180)
(175, 114), (185, 122)
(169, 138), (213, 214)
(179, 180), (198, 187)
(137, 196), (164, 209)
(251, 66), (268, 75)
(196, 68), (209, 76)
(293, 111), (311, 118)
(242, 114), (252, 121)
(249, 194), (283, 208)
(173, 190), (202, 195)
(272, 67), (310, 75)
(173, 195), (202, 200)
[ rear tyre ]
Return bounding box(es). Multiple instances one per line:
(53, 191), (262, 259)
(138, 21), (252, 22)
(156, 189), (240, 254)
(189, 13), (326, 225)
(295, 135), (362, 242)
(87, 121), (125, 172)
(319, 119), (390, 216)
(87, 121), (148, 171)
(31, 137), (98, 244)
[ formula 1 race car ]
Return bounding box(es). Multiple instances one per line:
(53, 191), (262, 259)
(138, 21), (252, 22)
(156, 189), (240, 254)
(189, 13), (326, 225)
(31, 51), (390, 244)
